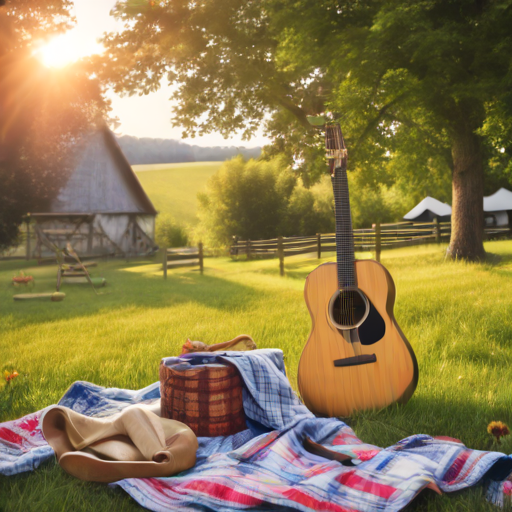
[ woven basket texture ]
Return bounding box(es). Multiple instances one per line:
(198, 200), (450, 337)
(159, 362), (246, 437)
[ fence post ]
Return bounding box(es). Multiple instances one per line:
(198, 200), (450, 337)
(246, 239), (252, 260)
(317, 233), (321, 259)
(26, 220), (31, 260)
(434, 217), (441, 243)
(232, 236), (238, 259)
(373, 223), (381, 262)
(198, 242), (204, 274)
(163, 247), (168, 280)
(278, 236), (284, 276)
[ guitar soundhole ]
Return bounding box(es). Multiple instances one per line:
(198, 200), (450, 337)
(328, 289), (369, 330)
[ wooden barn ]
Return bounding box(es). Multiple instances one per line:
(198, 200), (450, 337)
(30, 126), (157, 259)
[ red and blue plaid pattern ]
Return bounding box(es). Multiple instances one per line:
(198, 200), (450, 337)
(2, 349), (512, 510)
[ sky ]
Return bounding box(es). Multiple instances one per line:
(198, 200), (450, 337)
(43, 0), (269, 148)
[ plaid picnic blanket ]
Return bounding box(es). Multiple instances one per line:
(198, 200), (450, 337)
(2, 349), (512, 510)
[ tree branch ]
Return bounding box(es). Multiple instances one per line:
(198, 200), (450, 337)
(274, 95), (315, 131)
(354, 94), (408, 151)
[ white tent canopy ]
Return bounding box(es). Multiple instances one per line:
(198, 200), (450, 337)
(403, 196), (452, 220)
(483, 188), (512, 212)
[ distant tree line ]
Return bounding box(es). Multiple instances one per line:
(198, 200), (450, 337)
(116, 135), (261, 165)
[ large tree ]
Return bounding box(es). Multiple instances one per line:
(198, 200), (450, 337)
(97, 0), (512, 260)
(0, 0), (108, 250)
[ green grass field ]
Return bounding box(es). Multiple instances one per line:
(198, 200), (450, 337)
(133, 162), (222, 225)
(2, 241), (512, 510)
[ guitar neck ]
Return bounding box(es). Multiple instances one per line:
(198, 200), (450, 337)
(332, 165), (356, 289)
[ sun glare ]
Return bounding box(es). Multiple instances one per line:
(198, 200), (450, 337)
(35, 34), (79, 68)
(35, 31), (102, 68)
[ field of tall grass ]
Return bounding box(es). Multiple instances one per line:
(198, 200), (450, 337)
(2, 241), (512, 511)
(133, 162), (222, 225)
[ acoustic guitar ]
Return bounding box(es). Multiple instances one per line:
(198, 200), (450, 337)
(297, 123), (418, 417)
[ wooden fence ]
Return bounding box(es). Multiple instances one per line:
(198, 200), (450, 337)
(163, 244), (203, 279)
(230, 220), (511, 275)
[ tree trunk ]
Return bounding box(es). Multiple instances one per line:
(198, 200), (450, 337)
(447, 125), (486, 261)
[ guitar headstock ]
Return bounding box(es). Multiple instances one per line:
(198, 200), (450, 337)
(325, 124), (347, 176)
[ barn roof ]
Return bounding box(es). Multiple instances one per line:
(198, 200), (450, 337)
(35, 125), (157, 216)
(483, 188), (512, 212)
(403, 196), (452, 220)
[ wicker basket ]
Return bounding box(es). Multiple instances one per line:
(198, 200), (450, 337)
(159, 361), (246, 437)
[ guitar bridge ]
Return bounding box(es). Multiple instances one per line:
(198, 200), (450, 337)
(333, 354), (377, 367)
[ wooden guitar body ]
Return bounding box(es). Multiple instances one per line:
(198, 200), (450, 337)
(298, 260), (418, 417)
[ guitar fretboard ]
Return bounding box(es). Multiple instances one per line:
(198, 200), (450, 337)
(332, 169), (356, 289)
(325, 124), (356, 290)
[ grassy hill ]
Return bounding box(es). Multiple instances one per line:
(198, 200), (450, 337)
(2, 241), (512, 510)
(133, 161), (223, 225)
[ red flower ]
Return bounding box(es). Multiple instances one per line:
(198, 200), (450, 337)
(5, 370), (19, 382)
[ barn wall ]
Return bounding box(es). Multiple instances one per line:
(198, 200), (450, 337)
(51, 132), (147, 214)
(136, 215), (155, 240)
(34, 214), (156, 258)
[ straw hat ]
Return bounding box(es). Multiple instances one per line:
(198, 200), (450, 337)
(41, 404), (198, 483)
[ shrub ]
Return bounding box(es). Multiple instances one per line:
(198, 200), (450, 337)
(197, 156), (296, 247)
(155, 214), (189, 248)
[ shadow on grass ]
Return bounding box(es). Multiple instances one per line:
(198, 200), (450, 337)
(0, 259), (267, 331)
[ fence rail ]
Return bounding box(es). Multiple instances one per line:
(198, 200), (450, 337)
(230, 221), (511, 275)
(162, 244), (203, 279)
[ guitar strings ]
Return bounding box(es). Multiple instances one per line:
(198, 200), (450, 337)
(327, 124), (358, 328)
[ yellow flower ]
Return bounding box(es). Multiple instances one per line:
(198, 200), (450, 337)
(487, 421), (510, 442)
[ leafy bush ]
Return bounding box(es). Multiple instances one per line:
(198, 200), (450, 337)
(197, 154), (454, 246)
(155, 214), (189, 248)
(197, 156), (296, 247)
(284, 177), (335, 235)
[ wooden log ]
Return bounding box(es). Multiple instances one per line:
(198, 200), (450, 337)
(14, 292), (65, 302)
(317, 233), (321, 259)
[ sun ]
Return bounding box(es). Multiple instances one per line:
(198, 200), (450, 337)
(35, 31), (102, 68)
(35, 33), (80, 68)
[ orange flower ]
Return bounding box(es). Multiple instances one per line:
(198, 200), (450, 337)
(487, 421), (510, 442)
(3, 370), (19, 383)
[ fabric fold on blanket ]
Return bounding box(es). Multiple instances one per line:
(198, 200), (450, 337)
(2, 349), (512, 511)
